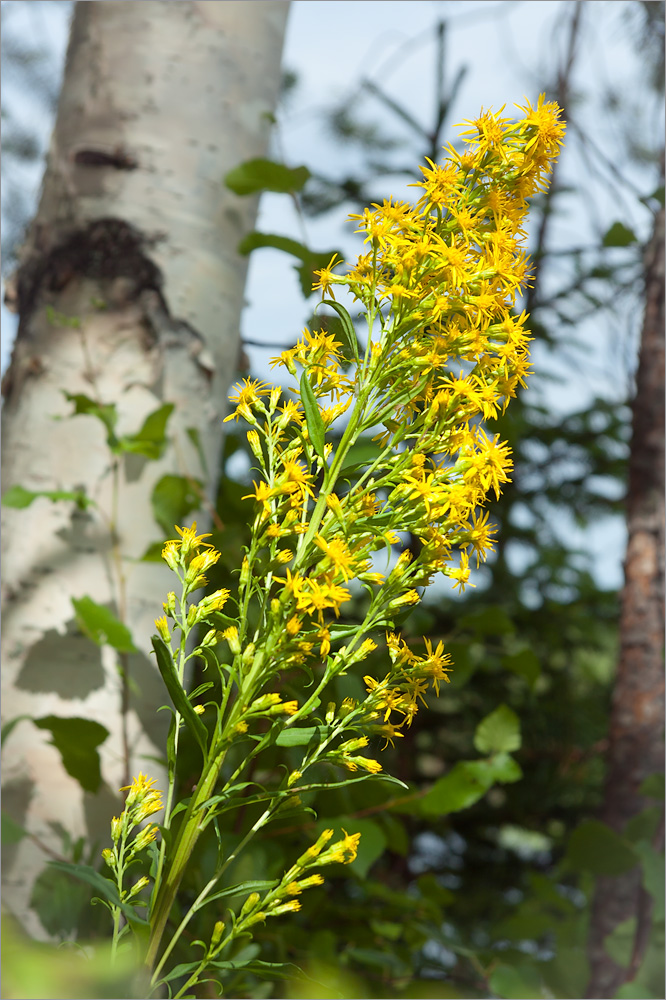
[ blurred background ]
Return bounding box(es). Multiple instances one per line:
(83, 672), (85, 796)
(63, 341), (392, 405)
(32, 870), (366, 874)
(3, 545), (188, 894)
(1, 1), (663, 997)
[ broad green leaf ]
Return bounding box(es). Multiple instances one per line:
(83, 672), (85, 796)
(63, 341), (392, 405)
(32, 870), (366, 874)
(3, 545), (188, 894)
(489, 961), (546, 999)
(151, 636), (208, 757)
(2, 812), (26, 845)
(315, 299), (360, 362)
(634, 840), (665, 920)
(299, 372), (326, 461)
(1, 485), (93, 510)
(639, 773), (665, 800)
(33, 717), (109, 793)
(151, 474), (202, 536)
(602, 221), (637, 247)
(71, 596), (136, 652)
(118, 403), (174, 459)
(474, 704), (521, 755)
(237, 232), (311, 261)
(421, 761), (494, 816)
(502, 648), (541, 687)
(30, 864), (92, 937)
(224, 159), (310, 195)
(275, 725), (328, 747)
(63, 392), (118, 450)
(46, 861), (148, 926)
(486, 752), (523, 784)
(566, 819), (639, 876)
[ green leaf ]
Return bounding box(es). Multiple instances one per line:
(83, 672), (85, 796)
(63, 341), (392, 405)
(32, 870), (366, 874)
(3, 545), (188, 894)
(33, 717), (109, 793)
(1, 715), (31, 747)
(566, 820), (639, 876)
(275, 725), (328, 747)
(118, 403), (174, 459)
(421, 761), (494, 816)
(71, 596), (136, 653)
(30, 864), (92, 937)
(151, 474), (203, 536)
(46, 861), (148, 926)
(186, 426), (208, 477)
(489, 961), (546, 999)
(224, 159), (310, 196)
(474, 704), (521, 755)
(486, 752), (523, 784)
(639, 773), (665, 800)
(634, 840), (665, 921)
(151, 636), (208, 757)
(602, 221), (637, 247)
(204, 880), (279, 904)
(1, 485), (93, 510)
(2, 812), (27, 845)
(299, 372), (326, 461)
(46, 305), (80, 328)
(63, 392), (119, 450)
(315, 299), (360, 362)
(502, 648), (541, 688)
(237, 232), (311, 261)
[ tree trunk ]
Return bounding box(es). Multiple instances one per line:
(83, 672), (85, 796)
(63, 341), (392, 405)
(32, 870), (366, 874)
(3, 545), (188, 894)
(1, 0), (289, 937)
(586, 203), (665, 997)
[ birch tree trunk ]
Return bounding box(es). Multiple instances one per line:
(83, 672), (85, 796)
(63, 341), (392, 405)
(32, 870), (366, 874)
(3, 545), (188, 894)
(1, 0), (289, 936)
(586, 203), (665, 997)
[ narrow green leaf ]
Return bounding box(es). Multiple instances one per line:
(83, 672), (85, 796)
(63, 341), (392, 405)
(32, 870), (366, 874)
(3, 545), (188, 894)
(33, 717), (109, 793)
(1, 485), (92, 510)
(224, 159), (310, 196)
(47, 861), (148, 926)
(1, 715), (31, 747)
(315, 299), (359, 362)
(299, 372), (326, 461)
(204, 879), (279, 904)
(151, 636), (208, 757)
(474, 704), (521, 755)
(71, 596), (136, 653)
(275, 725), (328, 747)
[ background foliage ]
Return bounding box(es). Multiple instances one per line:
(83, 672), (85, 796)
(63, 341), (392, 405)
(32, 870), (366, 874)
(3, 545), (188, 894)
(1, 2), (664, 998)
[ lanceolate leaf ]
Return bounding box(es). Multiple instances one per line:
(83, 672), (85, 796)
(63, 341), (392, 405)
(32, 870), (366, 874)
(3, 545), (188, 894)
(315, 299), (360, 362)
(299, 372), (326, 461)
(152, 636), (208, 757)
(47, 861), (148, 926)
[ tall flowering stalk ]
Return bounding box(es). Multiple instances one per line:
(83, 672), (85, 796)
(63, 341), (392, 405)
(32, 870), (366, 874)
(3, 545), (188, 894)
(100, 98), (564, 995)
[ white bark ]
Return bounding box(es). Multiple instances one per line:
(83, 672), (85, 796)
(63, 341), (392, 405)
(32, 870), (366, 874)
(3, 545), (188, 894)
(1, 0), (289, 935)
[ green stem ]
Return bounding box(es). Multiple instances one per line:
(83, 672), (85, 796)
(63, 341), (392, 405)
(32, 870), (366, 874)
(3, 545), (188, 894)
(145, 745), (226, 972)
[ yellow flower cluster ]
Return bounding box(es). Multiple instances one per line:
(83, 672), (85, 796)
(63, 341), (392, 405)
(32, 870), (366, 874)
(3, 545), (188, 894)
(216, 96), (563, 757)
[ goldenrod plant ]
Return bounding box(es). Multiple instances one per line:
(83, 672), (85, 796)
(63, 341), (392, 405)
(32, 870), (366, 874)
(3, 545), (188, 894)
(41, 97), (566, 997)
